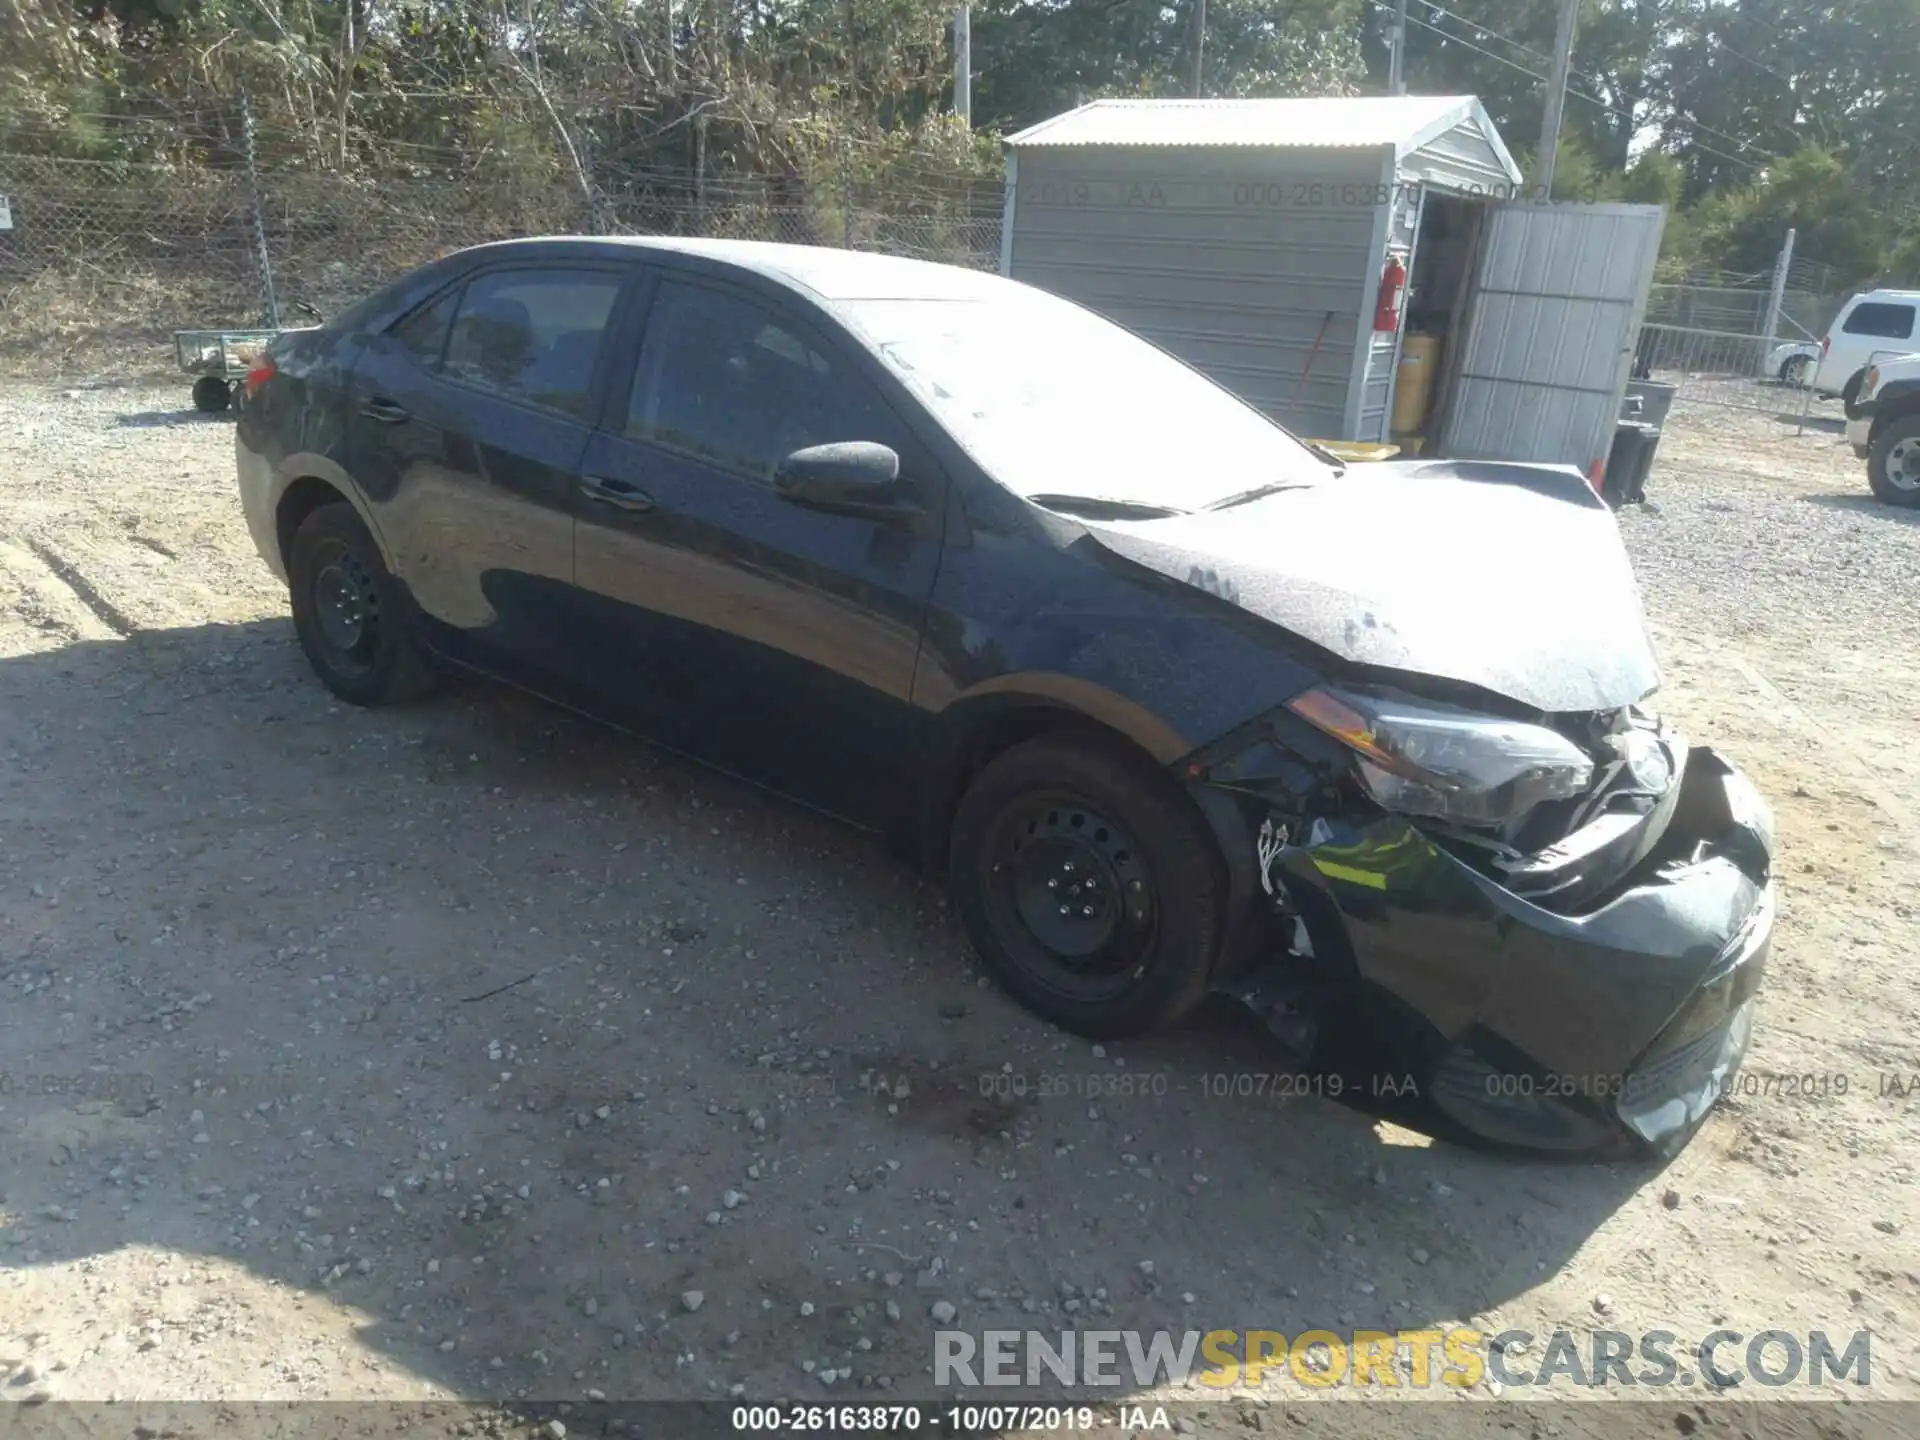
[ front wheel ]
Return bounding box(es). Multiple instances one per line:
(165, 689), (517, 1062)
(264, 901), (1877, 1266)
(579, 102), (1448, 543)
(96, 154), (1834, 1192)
(1868, 415), (1920, 507)
(948, 732), (1226, 1038)
(1842, 371), (1867, 418)
(288, 502), (438, 705)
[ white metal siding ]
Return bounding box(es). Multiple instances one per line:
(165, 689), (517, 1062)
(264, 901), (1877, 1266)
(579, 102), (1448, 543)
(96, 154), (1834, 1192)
(1441, 203), (1667, 475)
(1006, 147), (1383, 439)
(1405, 118), (1518, 196)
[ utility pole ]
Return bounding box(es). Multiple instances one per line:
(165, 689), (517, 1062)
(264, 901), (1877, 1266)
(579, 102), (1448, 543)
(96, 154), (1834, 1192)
(1388, 0), (1408, 95)
(954, 5), (971, 126)
(1534, 0), (1580, 199)
(238, 90), (280, 329)
(1190, 0), (1206, 97)
(842, 0), (856, 248)
(1762, 227), (1796, 355)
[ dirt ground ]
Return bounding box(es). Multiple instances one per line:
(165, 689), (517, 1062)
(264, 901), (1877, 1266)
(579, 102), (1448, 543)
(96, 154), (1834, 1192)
(1, 373), (1918, 1436)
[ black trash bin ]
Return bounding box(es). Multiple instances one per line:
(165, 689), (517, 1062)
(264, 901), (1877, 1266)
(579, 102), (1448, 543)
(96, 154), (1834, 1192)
(1603, 420), (1658, 507)
(1625, 378), (1677, 431)
(1629, 421), (1664, 502)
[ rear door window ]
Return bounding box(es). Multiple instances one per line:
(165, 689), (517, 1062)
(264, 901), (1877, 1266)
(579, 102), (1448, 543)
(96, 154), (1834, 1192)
(1842, 301), (1916, 339)
(443, 268), (625, 417)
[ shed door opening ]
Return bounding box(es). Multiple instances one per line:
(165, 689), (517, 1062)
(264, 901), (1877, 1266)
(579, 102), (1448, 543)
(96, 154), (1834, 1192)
(1390, 191), (1483, 453)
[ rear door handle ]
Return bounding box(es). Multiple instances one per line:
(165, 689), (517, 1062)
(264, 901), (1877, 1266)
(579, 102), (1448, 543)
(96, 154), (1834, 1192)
(579, 475), (656, 513)
(360, 398), (410, 424)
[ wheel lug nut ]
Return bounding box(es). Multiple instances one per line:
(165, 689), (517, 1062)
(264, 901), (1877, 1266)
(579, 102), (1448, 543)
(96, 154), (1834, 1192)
(1047, 878), (1058, 890)
(1058, 905), (1071, 916)
(1081, 906), (1094, 917)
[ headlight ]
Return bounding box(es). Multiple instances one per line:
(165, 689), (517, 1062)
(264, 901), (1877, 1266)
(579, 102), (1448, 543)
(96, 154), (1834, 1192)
(1286, 684), (1595, 826)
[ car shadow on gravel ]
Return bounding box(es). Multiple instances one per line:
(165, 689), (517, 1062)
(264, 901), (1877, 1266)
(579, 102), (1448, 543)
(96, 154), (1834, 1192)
(1772, 412), (1845, 434)
(1800, 492), (1920, 526)
(0, 620), (1659, 1410)
(113, 408), (235, 429)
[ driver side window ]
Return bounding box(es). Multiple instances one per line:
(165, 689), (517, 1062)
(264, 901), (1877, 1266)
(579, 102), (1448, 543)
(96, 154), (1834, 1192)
(625, 277), (903, 480)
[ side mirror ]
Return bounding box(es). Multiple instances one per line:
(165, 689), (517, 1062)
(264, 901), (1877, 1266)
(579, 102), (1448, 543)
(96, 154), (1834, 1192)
(773, 442), (912, 515)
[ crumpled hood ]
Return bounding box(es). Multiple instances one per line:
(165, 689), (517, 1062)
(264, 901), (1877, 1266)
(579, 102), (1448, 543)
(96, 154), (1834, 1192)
(1080, 459), (1661, 713)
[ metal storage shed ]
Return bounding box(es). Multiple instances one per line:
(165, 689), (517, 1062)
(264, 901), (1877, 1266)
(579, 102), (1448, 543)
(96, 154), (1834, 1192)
(1000, 95), (1667, 480)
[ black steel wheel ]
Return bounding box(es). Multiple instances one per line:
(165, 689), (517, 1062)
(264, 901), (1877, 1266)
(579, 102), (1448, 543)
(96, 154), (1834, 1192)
(288, 502), (437, 706)
(191, 376), (232, 413)
(949, 732), (1226, 1037)
(985, 792), (1158, 1001)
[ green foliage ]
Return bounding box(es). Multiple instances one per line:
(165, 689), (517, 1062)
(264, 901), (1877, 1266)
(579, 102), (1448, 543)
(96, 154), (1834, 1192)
(1, 0), (1915, 283)
(1688, 148), (1894, 285)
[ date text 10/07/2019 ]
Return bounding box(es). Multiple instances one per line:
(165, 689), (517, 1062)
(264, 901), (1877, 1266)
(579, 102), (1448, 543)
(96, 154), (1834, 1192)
(973, 1071), (1419, 1103)
(728, 1404), (1105, 1432)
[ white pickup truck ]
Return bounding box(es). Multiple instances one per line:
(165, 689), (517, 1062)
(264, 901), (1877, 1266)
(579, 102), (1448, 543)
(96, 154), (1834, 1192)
(1816, 289), (1920, 414)
(1845, 352), (1920, 506)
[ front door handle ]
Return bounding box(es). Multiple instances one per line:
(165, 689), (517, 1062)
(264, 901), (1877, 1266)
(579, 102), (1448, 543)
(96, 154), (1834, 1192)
(360, 397), (410, 424)
(580, 475), (656, 513)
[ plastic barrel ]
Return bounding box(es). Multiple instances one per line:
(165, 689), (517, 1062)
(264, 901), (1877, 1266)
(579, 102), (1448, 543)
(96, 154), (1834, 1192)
(1391, 333), (1443, 436)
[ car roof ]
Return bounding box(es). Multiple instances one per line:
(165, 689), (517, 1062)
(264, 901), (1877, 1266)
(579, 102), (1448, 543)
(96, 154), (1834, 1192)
(461, 235), (1012, 304)
(1846, 289), (1920, 303)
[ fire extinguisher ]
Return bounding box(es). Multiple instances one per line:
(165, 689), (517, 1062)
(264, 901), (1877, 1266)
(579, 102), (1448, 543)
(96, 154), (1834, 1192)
(1374, 253), (1408, 333)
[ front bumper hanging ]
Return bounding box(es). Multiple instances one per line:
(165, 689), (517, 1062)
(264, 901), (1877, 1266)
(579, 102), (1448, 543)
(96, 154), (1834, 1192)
(1209, 745), (1775, 1159)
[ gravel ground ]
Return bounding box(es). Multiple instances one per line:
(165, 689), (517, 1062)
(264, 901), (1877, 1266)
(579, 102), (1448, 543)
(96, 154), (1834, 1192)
(0, 375), (1917, 1437)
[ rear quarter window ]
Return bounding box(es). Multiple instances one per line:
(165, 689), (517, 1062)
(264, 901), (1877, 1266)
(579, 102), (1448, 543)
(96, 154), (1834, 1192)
(389, 288), (460, 370)
(1842, 301), (1916, 339)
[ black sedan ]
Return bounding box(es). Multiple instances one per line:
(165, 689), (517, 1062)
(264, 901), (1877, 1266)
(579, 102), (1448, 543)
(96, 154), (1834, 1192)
(235, 236), (1774, 1158)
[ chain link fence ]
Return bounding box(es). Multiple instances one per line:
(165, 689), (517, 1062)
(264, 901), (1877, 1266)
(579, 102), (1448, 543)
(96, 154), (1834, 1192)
(1634, 267), (1848, 428)
(0, 142), (1004, 374)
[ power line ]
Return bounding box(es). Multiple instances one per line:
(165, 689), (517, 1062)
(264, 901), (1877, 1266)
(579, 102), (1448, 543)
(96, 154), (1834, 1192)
(1374, 0), (1778, 174)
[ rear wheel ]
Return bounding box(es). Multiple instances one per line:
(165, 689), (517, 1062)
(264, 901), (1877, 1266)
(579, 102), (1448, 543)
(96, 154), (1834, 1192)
(1842, 370), (1867, 418)
(287, 502), (438, 705)
(1868, 415), (1920, 507)
(1778, 355), (1810, 388)
(948, 732), (1225, 1038)
(191, 376), (232, 412)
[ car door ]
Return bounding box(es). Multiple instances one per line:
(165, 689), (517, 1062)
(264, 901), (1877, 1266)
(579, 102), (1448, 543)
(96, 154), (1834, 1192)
(572, 270), (947, 829)
(345, 261), (633, 684)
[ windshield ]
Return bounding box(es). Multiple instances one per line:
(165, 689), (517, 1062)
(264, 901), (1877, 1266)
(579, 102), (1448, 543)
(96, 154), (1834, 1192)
(841, 289), (1334, 513)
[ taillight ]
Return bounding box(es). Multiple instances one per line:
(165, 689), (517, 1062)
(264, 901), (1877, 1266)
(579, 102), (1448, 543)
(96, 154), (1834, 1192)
(242, 355), (276, 398)
(1820, 334), (1831, 356)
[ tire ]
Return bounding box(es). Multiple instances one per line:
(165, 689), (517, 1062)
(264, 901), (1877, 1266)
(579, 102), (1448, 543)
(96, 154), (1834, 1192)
(1867, 414), (1920, 507)
(1778, 355), (1809, 388)
(287, 502), (438, 705)
(1842, 370), (1866, 418)
(947, 731), (1227, 1038)
(191, 376), (232, 412)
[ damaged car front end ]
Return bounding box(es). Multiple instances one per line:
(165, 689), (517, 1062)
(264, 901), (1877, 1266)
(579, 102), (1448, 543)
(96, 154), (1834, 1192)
(1059, 455), (1777, 1160)
(1189, 682), (1773, 1159)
